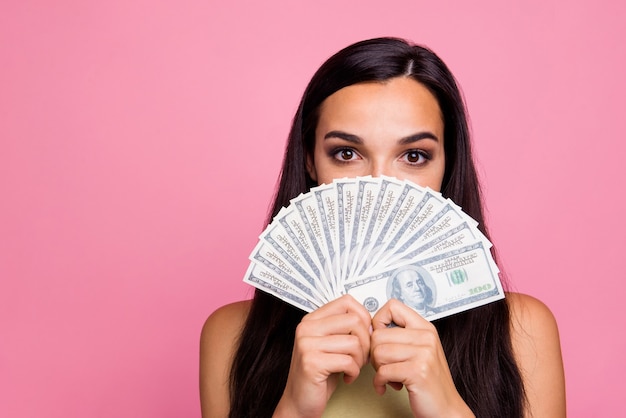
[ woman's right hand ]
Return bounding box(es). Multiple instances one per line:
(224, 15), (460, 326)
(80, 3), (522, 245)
(273, 295), (371, 418)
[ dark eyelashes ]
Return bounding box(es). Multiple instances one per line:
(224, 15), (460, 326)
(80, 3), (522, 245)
(328, 147), (357, 160)
(409, 149), (431, 157)
(327, 147), (433, 164)
(404, 149), (432, 163)
(328, 146), (354, 154)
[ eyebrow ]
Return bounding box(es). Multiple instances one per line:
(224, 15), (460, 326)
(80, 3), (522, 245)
(323, 130), (439, 144)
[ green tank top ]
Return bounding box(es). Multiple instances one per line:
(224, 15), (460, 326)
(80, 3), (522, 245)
(322, 363), (413, 417)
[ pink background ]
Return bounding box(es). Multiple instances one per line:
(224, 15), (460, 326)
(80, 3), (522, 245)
(1, 1), (624, 417)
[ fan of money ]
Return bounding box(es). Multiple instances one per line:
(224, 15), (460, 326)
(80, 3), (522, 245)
(243, 176), (504, 321)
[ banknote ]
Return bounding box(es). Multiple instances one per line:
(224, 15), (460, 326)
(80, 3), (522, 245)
(243, 262), (320, 312)
(344, 241), (503, 321)
(376, 202), (478, 270)
(243, 176), (504, 321)
(312, 184), (340, 291)
(252, 226), (330, 302)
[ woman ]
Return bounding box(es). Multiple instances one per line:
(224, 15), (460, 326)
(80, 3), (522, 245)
(200, 37), (565, 417)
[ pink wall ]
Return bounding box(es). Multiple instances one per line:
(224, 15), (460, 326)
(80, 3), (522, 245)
(1, 1), (624, 416)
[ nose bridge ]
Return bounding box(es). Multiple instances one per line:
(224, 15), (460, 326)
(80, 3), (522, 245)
(370, 157), (392, 178)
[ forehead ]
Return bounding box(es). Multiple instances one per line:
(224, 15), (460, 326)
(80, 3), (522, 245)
(317, 77), (443, 135)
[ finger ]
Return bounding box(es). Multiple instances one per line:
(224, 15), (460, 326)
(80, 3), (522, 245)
(302, 295), (372, 345)
(300, 334), (369, 367)
(288, 350), (362, 396)
(297, 306), (371, 361)
(370, 328), (442, 374)
(298, 312), (371, 356)
(370, 339), (442, 374)
(370, 336), (449, 391)
(371, 327), (438, 350)
(298, 311), (367, 337)
(371, 362), (410, 395)
(294, 333), (365, 373)
(372, 361), (412, 390)
(320, 352), (363, 382)
(372, 298), (430, 330)
(373, 352), (446, 391)
(305, 294), (371, 326)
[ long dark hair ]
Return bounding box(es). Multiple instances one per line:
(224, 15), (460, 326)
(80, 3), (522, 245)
(229, 37), (525, 417)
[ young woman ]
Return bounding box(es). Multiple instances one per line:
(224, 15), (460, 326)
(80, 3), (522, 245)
(200, 37), (566, 418)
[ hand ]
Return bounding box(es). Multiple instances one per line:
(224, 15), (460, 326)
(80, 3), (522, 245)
(370, 299), (474, 418)
(274, 295), (372, 418)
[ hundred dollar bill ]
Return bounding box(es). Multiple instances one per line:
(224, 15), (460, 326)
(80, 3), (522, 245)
(355, 220), (485, 280)
(348, 177), (403, 279)
(312, 183), (342, 292)
(396, 221), (488, 262)
(334, 178), (359, 281)
(254, 222), (330, 302)
(272, 206), (334, 300)
(345, 241), (504, 321)
(376, 202), (477, 269)
(345, 177), (383, 279)
(359, 186), (439, 275)
(392, 197), (476, 252)
(243, 263), (319, 312)
(291, 191), (338, 294)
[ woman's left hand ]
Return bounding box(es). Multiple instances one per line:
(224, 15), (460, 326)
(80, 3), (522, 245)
(370, 299), (475, 418)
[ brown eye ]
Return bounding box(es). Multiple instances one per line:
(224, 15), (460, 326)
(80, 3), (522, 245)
(403, 150), (429, 165)
(338, 149), (354, 160)
(330, 147), (359, 163)
(407, 151), (421, 163)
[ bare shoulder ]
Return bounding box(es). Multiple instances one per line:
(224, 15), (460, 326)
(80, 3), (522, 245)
(507, 292), (560, 339)
(202, 299), (251, 337)
(506, 292), (566, 417)
(200, 300), (251, 418)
